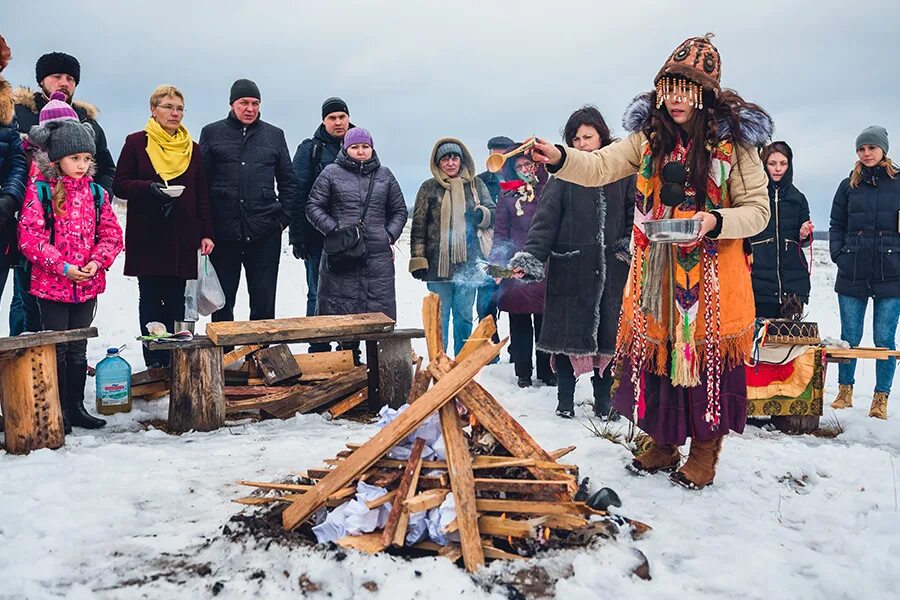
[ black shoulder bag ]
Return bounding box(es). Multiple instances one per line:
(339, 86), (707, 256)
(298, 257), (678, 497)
(323, 169), (377, 272)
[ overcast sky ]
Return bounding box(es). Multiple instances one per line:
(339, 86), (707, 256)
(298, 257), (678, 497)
(5, 0), (899, 226)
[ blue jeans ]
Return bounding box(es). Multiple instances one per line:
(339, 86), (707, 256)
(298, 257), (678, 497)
(305, 245), (331, 352)
(10, 265), (42, 335)
(475, 280), (498, 321)
(427, 281), (476, 356)
(838, 294), (900, 394)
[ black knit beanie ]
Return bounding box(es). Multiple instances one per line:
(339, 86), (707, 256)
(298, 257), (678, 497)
(230, 79), (260, 104)
(322, 97), (349, 119)
(35, 52), (81, 85)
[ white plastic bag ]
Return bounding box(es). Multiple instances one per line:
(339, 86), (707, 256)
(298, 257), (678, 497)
(185, 251), (226, 317)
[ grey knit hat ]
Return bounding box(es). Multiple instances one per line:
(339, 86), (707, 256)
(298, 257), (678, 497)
(435, 142), (463, 164)
(28, 119), (96, 162)
(855, 125), (889, 154)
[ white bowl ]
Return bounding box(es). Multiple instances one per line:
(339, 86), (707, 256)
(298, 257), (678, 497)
(161, 185), (185, 198)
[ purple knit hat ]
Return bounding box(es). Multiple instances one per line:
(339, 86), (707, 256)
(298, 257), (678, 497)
(39, 91), (78, 125)
(343, 127), (373, 149)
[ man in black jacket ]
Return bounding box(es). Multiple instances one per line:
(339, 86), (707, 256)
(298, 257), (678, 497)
(199, 79), (300, 322)
(290, 97), (353, 351)
(10, 51), (117, 335)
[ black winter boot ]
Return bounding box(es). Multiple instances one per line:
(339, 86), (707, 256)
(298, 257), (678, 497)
(556, 370), (576, 414)
(66, 363), (106, 429)
(591, 369), (619, 421)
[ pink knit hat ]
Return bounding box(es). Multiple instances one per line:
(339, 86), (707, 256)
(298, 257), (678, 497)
(39, 91), (78, 125)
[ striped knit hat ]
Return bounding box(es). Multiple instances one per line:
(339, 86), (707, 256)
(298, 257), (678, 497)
(39, 91), (78, 125)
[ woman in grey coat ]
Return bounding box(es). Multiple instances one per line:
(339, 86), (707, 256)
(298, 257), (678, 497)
(307, 128), (407, 358)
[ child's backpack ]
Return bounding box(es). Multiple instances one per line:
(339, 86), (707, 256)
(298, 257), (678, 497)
(34, 179), (105, 245)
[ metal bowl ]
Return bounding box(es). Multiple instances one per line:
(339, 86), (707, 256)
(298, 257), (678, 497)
(644, 218), (701, 243)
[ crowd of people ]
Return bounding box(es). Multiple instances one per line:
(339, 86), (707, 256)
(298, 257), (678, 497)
(0, 32), (897, 489)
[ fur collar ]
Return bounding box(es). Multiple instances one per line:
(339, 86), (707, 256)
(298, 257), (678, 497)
(621, 92), (773, 148)
(0, 77), (14, 126)
(33, 149), (96, 181)
(12, 86), (100, 121)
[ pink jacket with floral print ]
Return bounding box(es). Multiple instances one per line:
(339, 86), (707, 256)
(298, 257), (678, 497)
(18, 159), (123, 304)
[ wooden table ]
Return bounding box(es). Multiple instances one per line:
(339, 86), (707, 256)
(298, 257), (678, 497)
(0, 327), (98, 454)
(145, 314), (423, 432)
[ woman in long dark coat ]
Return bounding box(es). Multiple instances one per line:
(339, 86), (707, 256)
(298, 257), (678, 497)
(306, 127), (407, 361)
(749, 141), (812, 318)
(511, 107), (636, 418)
(113, 84), (214, 368)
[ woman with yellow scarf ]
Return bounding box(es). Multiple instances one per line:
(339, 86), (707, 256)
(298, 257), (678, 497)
(113, 84), (215, 368)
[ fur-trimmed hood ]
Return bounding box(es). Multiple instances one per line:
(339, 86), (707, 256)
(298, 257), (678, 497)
(621, 92), (773, 148)
(0, 76), (14, 126)
(31, 148), (96, 182)
(12, 86), (99, 121)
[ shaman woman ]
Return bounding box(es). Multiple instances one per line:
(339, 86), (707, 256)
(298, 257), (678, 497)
(532, 34), (772, 489)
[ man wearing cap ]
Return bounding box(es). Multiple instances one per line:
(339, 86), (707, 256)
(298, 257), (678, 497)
(477, 136), (515, 202)
(198, 79), (300, 323)
(291, 97), (354, 351)
(10, 51), (117, 334)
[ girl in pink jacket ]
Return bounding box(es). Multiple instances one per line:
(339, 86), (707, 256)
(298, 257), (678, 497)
(18, 92), (123, 430)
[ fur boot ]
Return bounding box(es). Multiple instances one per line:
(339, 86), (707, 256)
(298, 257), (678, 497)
(669, 436), (724, 490)
(627, 440), (680, 475)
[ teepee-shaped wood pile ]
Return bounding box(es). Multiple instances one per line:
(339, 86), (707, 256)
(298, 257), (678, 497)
(236, 294), (649, 572)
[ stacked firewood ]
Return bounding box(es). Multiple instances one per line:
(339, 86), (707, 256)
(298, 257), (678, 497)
(222, 344), (368, 420)
(234, 295), (651, 572)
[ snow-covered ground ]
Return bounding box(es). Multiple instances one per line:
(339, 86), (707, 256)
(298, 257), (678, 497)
(1, 225), (897, 599)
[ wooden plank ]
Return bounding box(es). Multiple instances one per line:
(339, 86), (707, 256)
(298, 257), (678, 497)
(223, 345), (261, 368)
(429, 354), (572, 498)
(131, 367), (168, 387)
(439, 400), (485, 572)
(363, 469), (403, 488)
(237, 480), (314, 492)
(549, 446), (576, 461)
(0, 344), (64, 454)
(205, 313), (396, 347)
(146, 335), (215, 351)
(233, 494), (302, 506)
(0, 327), (97, 353)
(382, 438), (426, 546)
(473, 478), (571, 495)
(481, 544), (521, 561)
(225, 385), (306, 413)
(131, 380), (169, 398)
(336, 532), (387, 554)
(254, 344), (303, 385)
(281, 338), (504, 530)
(540, 514), (590, 530)
(365, 490), (396, 510)
(422, 293), (444, 360)
(404, 489), (450, 513)
(260, 367), (367, 419)
(323, 389), (369, 420)
(393, 447), (425, 547)
(294, 350), (355, 380)
(455, 315), (497, 364)
(477, 515), (546, 538)
(168, 346), (225, 433)
(224, 386), (288, 400)
(475, 499), (587, 515)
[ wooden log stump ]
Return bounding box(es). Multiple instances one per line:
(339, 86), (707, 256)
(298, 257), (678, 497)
(168, 346), (225, 432)
(0, 344), (64, 454)
(377, 337), (413, 409)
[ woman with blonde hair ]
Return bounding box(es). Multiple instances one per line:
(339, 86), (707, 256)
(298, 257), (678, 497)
(113, 85), (214, 368)
(829, 126), (900, 419)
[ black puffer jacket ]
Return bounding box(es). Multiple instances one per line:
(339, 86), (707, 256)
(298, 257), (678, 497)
(306, 149), (407, 319)
(749, 154), (811, 306)
(199, 112), (300, 242)
(291, 122), (354, 251)
(1, 78), (28, 269)
(830, 164), (900, 298)
(510, 175), (636, 356)
(13, 87), (115, 193)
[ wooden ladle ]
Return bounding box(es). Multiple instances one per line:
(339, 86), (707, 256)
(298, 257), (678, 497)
(485, 137), (536, 173)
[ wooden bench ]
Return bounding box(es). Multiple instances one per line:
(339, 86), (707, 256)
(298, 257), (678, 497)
(0, 327), (98, 454)
(144, 314), (424, 432)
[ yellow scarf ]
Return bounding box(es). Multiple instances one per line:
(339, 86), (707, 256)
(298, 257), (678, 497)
(144, 118), (193, 182)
